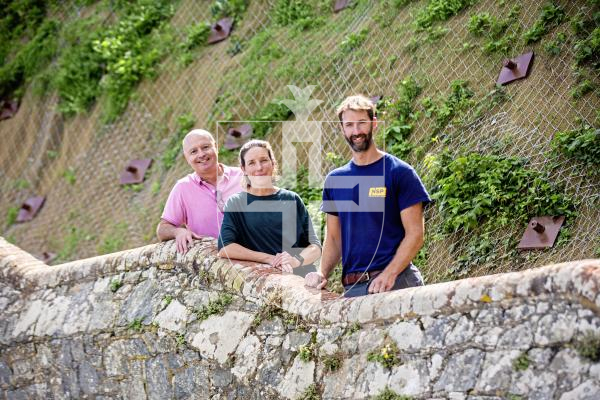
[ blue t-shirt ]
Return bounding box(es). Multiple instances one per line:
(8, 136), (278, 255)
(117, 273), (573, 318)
(321, 153), (430, 275)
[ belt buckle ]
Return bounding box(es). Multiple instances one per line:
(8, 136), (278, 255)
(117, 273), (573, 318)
(362, 272), (370, 283)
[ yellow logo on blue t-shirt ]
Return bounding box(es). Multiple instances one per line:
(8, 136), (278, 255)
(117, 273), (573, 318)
(368, 187), (387, 197)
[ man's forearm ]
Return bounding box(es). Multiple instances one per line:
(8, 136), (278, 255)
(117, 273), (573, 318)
(156, 220), (181, 241)
(384, 234), (423, 277)
(319, 237), (341, 278)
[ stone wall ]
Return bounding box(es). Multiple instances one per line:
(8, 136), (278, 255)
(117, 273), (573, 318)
(1, 236), (600, 400)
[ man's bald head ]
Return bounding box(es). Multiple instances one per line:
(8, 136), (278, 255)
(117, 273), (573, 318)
(182, 129), (215, 149)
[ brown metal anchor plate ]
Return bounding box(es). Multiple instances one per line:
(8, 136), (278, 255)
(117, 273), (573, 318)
(517, 215), (565, 250)
(16, 196), (46, 222)
(120, 159), (152, 185)
(208, 18), (233, 45)
(497, 51), (534, 86)
(224, 124), (253, 150)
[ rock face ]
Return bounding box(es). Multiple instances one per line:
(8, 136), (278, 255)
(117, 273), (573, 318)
(1, 237), (600, 399)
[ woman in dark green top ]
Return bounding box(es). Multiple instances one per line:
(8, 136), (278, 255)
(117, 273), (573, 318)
(217, 140), (321, 276)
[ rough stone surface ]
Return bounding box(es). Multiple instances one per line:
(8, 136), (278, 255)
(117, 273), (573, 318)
(191, 311), (254, 364)
(277, 356), (315, 399)
(154, 299), (189, 332)
(1, 238), (599, 399)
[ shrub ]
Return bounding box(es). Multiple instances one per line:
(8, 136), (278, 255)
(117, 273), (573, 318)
(552, 125), (600, 165)
(430, 153), (576, 233)
(523, 3), (566, 44)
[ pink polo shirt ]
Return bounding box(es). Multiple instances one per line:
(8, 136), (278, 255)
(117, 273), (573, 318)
(161, 165), (243, 238)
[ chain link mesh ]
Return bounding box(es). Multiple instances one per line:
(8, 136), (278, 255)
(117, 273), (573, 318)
(0, 0), (598, 283)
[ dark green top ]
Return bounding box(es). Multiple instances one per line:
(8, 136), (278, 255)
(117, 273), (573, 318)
(218, 189), (320, 256)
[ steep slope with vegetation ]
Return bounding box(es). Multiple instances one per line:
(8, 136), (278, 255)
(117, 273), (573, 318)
(0, 0), (598, 287)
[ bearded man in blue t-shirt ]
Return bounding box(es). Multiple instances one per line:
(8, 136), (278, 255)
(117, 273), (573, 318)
(304, 95), (431, 297)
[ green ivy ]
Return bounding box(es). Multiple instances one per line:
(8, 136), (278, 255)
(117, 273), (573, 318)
(92, 1), (175, 121)
(552, 125), (600, 166)
(272, 0), (324, 31)
(161, 112), (197, 170)
(467, 6), (520, 54)
(415, 0), (479, 31)
(421, 80), (474, 135)
(523, 2), (565, 44)
(543, 32), (568, 56)
(574, 27), (600, 71)
(249, 101), (293, 139)
(210, 0), (249, 22)
(177, 22), (211, 66)
(378, 76), (423, 159)
(339, 28), (370, 54)
(0, 19), (60, 99)
(430, 152), (577, 233)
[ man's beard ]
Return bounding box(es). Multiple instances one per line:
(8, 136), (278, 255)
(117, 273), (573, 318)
(345, 128), (373, 152)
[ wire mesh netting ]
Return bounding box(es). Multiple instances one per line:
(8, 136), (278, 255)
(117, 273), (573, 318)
(0, 0), (598, 284)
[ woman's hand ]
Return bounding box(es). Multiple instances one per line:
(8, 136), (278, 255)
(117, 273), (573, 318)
(271, 251), (299, 273)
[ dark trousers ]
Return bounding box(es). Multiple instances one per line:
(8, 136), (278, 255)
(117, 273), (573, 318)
(343, 264), (424, 298)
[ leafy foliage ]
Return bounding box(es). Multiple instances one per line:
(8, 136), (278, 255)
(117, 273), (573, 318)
(249, 101), (293, 138)
(429, 153), (577, 233)
(574, 26), (600, 71)
(415, 0), (479, 31)
(575, 332), (600, 361)
(367, 342), (401, 369)
(273, 0), (324, 31)
(421, 80), (474, 134)
(378, 76), (423, 159)
(178, 22), (211, 66)
(52, 19), (104, 115)
(91, 1), (175, 121)
(322, 353), (343, 373)
(52, 1), (175, 120)
(210, 0), (248, 21)
(195, 293), (233, 321)
(161, 112), (197, 170)
(297, 383), (320, 400)
(339, 28), (370, 54)
(5, 206), (19, 228)
(467, 6), (520, 54)
(552, 125), (600, 165)
(109, 279), (123, 293)
(373, 387), (413, 400)
(523, 2), (566, 44)
(543, 32), (568, 56)
(0, 19), (60, 99)
(512, 352), (530, 371)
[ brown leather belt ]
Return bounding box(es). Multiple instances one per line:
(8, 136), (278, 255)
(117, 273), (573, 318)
(342, 270), (383, 286)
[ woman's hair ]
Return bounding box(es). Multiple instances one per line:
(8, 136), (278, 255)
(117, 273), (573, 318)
(239, 139), (278, 188)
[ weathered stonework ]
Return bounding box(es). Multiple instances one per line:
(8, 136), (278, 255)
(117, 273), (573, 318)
(1, 236), (600, 399)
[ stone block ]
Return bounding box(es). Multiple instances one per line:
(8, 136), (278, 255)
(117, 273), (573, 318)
(191, 311), (254, 364)
(433, 349), (484, 392)
(154, 300), (189, 332)
(277, 355), (315, 400)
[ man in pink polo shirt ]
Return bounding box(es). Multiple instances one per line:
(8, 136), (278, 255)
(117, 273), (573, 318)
(157, 129), (243, 253)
